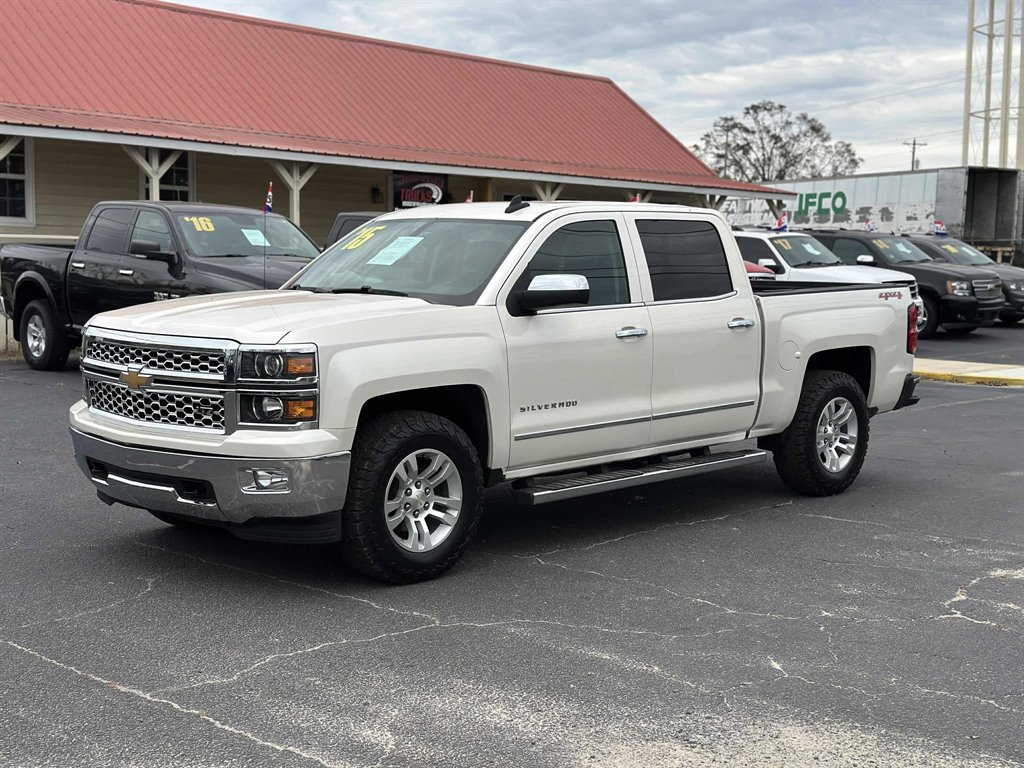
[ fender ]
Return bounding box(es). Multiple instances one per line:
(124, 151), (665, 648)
(13, 270), (69, 335)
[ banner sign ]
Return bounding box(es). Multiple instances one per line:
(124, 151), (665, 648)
(393, 173), (448, 208)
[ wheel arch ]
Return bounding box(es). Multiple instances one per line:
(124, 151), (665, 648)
(13, 273), (57, 341)
(804, 346), (873, 400)
(356, 385), (494, 479)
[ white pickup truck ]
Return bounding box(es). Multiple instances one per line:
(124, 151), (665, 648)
(70, 201), (920, 582)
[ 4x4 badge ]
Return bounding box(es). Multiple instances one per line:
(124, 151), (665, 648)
(119, 367), (153, 391)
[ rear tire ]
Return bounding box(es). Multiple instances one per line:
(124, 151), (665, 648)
(918, 294), (940, 339)
(341, 410), (484, 583)
(773, 370), (870, 497)
(20, 299), (70, 371)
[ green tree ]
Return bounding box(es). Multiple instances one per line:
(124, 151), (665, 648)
(695, 101), (862, 182)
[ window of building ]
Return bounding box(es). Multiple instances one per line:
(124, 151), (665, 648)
(735, 237), (777, 265)
(636, 219), (733, 301)
(141, 151), (193, 201)
(0, 135), (33, 224)
(85, 207), (134, 254)
(519, 220), (629, 306)
(130, 210), (174, 254)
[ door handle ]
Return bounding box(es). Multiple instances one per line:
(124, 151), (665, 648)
(118, 269), (134, 276)
(727, 318), (756, 328)
(615, 327), (648, 339)
(70, 261), (85, 269)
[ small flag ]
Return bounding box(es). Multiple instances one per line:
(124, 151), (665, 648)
(865, 217), (878, 232)
(627, 193), (640, 202)
(772, 212), (788, 232)
(263, 182), (273, 213)
(465, 190), (474, 203)
(933, 219), (947, 236)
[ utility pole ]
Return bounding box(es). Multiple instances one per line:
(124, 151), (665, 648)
(904, 138), (927, 170)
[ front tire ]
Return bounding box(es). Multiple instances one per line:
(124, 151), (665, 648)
(773, 370), (870, 497)
(341, 411), (483, 583)
(918, 294), (940, 339)
(20, 299), (70, 371)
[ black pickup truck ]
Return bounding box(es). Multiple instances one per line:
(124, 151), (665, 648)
(1, 201), (319, 369)
(803, 230), (1004, 338)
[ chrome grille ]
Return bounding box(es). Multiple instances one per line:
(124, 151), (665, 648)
(85, 339), (226, 376)
(972, 280), (1001, 300)
(87, 380), (225, 431)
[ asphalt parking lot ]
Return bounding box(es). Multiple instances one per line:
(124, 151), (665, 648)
(1, 331), (1022, 768)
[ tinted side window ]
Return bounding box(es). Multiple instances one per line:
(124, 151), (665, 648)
(831, 238), (872, 264)
(521, 220), (629, 306)
(736, 238), (776, 265)
(636, 219), (732, 301)
(86, 208), (133, 254)
(130, 211), (174, 254)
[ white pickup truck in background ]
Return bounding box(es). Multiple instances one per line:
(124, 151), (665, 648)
(69, 201), (921, 582)
(733, 230), (926, 329)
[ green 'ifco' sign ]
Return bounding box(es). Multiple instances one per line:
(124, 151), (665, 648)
(797, 191), (848, 216)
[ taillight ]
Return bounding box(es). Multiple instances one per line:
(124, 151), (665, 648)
(907, 303), (918, 354)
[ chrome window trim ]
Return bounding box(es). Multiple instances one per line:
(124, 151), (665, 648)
(535, 301), (645, 316)
(644, 290), (738, 307)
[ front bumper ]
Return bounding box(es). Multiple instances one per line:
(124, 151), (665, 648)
(939, 295), (1004, 327)
(1000, 293), (1024, 320)
(71, 427), (351, 525)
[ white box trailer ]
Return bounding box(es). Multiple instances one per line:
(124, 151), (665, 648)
(723, 167), (1022, 262)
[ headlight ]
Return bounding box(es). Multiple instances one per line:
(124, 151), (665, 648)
(946, 280), (972, 297)
(240, 394), (317, 424)
(238, 345), (317, 381)
(1005, 280), (1024, 293)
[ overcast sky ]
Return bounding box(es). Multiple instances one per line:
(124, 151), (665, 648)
(171, 0), (976, 175)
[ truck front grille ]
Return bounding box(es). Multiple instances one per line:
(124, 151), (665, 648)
(972, 280), (1001, 300)
(87, 380), (226, 432)
(85, 339), (226, 377)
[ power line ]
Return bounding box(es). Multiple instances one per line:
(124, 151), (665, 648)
(903, 138), (927, 170)
(812, 76), (966, 113)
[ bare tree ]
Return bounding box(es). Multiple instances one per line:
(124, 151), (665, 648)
(695, 101), (862, 182)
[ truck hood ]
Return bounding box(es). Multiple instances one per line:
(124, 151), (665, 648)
(790, 264), (914, 284)
(895, 262), (1001, 281)
(86, 290), (442, 344)
(193, 254), (312, 290)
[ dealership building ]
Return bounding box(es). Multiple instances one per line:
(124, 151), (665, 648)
(0, 0), (784, 252)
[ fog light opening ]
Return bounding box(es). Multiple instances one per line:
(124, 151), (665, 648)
(241, 469), (291, 493)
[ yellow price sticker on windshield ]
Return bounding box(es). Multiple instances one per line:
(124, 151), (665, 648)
(183, 216), (215, 232)
(872, 238), (889, 249)
(775, 238), (792, 250)
(942, 244), (958, 253)
(342, 225), (386, 250)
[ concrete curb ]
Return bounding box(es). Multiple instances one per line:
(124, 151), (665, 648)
(913, 357), (1024, 387)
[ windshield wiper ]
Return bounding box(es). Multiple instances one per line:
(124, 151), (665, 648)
(329, 285), (409, 297)
(289, 284), (331, 293)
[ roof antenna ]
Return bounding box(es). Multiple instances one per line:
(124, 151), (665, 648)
(504, 195), (530, 214)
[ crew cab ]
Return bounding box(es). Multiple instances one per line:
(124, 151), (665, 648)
(69, 201), (920, 583)
(805, 230), (1004, 338)
(733, 230), (924, 327)
(325, 212), (380, 247)
(0, 201), (319, 369)
(905, 234), (1024, 326)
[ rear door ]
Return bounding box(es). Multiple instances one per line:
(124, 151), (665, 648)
(67, 206), (134, 326)
(498, 213), (653, 470)
(624, 213), (761, 446)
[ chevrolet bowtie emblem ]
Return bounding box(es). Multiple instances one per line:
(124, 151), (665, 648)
(119, 368), (153, 391)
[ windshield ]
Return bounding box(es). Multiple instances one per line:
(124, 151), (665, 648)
(771, 235), (842, 267)
(930, 238), (994, 266)
(176, 212), (319, 259)
(287, 218), (529, 306)
(872, 237), (932, 264)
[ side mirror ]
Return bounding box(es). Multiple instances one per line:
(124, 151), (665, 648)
(856, 254), (876, 265)
(758, 258), (783, 274)
(517, 274), (590, 313)
(130, 239), (177, 266)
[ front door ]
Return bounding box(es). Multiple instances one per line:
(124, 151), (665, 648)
(115, 209), (187, 308)
(499, 214), (653, 471)
(67, 206), (134, 327)
(624, 214), (761, 447)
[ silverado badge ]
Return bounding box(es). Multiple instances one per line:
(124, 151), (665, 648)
(119, 368), (153, 391)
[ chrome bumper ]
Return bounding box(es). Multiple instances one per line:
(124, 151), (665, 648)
(71, 428), (351, 524)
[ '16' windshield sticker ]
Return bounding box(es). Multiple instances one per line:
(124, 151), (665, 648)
(342, 225), (386, 250)
(872, 238), (889, 249)
(183, 216), (215, 232)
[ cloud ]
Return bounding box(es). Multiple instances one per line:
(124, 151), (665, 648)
(171, 0), (977, 174)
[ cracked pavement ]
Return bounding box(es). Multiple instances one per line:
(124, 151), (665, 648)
(1, 358), (1022, 767)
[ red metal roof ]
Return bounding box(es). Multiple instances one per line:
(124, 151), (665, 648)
(0, 0), (779, 195)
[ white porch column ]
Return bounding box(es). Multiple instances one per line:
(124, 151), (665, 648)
(122, 146), (182, 200)
(530, 182), (564, 201)
(270, 161), (318, 225)
(0, 135), (22, 163)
